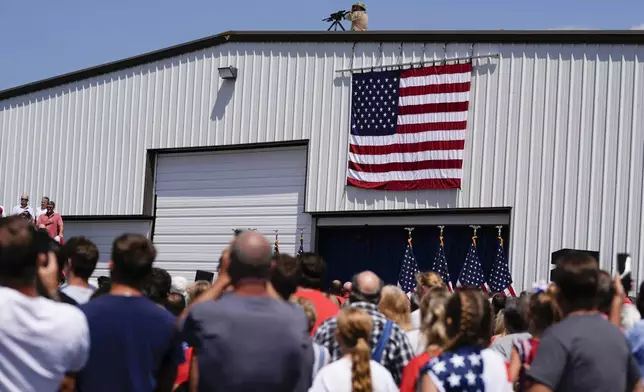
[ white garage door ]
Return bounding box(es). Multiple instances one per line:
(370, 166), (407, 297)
(64, 220), (152, 279)
(153, 146), (311, 281)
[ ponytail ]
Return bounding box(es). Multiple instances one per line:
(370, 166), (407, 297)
(337, 307), (374, 392)
(351, 337), (373, 392)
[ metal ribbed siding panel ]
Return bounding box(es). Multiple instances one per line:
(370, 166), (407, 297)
(1, 41), (644, 289)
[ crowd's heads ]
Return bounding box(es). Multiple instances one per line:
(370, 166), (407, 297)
(528, 285), (563, 336)
(350, 270), (383, 305)
(166, 292), (186, 316)
(596, 270), (615, 315)
(378, 285), (411, 331)
(0, 217), (41, 286)
(343, 281), (353, 295)
(142, 267), (172, 306)
(330, 280), (343, 296)
(270, 254), (301, 300)
(97, 276), (111, 289)
(63, 236), (99, 281)
(415, 271), (444, 297)
(228, 231), (272, 284)
(20, 194), (29, 207)
(444, 289), (492, 351)
(110, 234), (157, 288)
(420, 287), (451, 350)
(336, 307), (373, 392)
(290, 296), (317, 333)
(503, 296), (530, 334)
(491, 292), (507, 316)
(552, 250), (599, 313)
(637, 281), (644, 317)
(41, 197), (49, 209)
(171, 276), (188, 296)
(46, 201), (56, 212)
(298, 252), (327, 290)
(187, 280), (211, 304)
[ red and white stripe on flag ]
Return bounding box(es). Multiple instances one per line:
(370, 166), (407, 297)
(347, 62), (473, 190)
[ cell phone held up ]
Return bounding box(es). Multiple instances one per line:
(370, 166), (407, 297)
(617, 253), (632, 294)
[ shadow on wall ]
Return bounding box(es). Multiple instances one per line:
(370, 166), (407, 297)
(211, 80), (236, 121)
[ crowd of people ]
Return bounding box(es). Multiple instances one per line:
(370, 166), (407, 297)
(1, 215), (644, 392)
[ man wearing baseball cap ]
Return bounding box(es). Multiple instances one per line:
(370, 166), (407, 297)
(344, 2), (368, 31)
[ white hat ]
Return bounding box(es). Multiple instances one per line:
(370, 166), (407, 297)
(171, 276), (188, 296)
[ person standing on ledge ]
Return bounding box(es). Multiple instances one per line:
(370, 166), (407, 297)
(344, 2), (368, 31)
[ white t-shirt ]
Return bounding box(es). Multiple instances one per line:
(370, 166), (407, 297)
(309, 357), (398, 392)
(11, 205), (34, 218)
(0, 287), (90, 392)
(35, 207), (47, 221)
(406, 329), (427, 356)
(411, 309), (422, 330)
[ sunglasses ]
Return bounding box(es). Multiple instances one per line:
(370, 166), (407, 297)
(21, 198), (29, 201)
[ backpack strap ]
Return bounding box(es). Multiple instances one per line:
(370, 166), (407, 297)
(372, 319), (393, 363)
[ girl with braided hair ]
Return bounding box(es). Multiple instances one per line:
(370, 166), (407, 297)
(420, 289), (512, 392)
(310, 307), (397, 392)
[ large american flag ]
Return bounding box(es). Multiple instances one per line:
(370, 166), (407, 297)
(457, 238), (487, 290)
(347, 63), (473, 190)
(398, 242), (420, 295)
(431, 241), (454, 292)
(487, 237), (516, 296)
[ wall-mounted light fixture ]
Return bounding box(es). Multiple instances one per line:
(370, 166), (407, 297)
(218, 66), (238, 80)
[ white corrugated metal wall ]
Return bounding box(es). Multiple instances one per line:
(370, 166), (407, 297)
(1, 40), (643, 289)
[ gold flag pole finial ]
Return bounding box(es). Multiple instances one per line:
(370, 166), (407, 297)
(438, 225), (445, 247)
(496, 225), (503, 246)
(405, 227), (414, 245)
(469, 225), (481, 247)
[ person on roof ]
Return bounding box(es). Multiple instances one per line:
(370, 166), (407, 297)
(344, 2), (368, 31)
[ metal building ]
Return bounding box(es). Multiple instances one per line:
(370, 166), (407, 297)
(1, 31), (643, 290)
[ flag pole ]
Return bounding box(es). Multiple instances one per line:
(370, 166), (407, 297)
(496, 225), (503, 246)
(469, 225), (480, 247)
(438, 225), (445, 247)
(405, 227), (414, 246)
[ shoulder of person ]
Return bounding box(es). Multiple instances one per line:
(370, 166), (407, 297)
(48, 299), (89, 333)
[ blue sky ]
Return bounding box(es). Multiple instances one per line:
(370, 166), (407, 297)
(1, 0), (643, 91)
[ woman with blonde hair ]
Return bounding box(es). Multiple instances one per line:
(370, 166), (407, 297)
(420, 289), (512, 392)
(310, 307), (397, 392)
(411, 272), (444, 329)
(378, 285), (412, 331)
(399, 287), (451, 392)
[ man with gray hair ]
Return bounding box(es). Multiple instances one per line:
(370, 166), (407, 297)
(182, 231), (313, 392)
(313, 270), (414, 385)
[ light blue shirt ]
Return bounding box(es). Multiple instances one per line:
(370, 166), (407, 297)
(60, 285), (96, 305)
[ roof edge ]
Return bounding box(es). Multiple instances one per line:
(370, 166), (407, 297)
(2, 30), (644, 101)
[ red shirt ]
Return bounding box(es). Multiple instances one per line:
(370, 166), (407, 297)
(292, 288), (339, 336)
(175, 347), (193, 387)
(400, 349), (441, 392)
(37, 213), (63, 239)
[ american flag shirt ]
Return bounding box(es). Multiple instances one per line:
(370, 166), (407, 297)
(312, 302), (414, 385)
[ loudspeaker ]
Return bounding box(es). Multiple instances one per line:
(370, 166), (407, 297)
(550, 248), (600, 281)
(195, 270), (215, 283)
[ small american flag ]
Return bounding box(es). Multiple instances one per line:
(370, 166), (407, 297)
(347, 63), (473, 190)
(431, 241), (454, 292)
(297, 231), (304, 256)
(398, 242), (420, 295)
(488, 236), (516, 296)
(457, 238), (487, 290)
